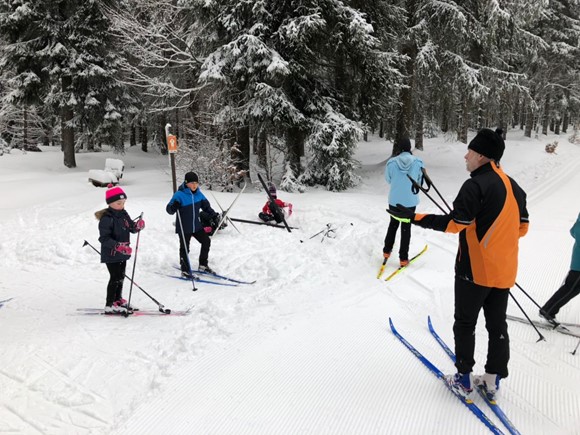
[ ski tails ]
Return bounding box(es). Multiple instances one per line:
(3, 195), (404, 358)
(0, 297), (14, 309)
(193, 269), (256, 285)
(427, 316), (520, 435)
(389, 318), (504, 434)
(506, 314), (580, 338)
(377, 259), (388, 279)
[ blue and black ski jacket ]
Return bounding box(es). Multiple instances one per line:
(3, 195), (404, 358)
(166, 182), (218, 234)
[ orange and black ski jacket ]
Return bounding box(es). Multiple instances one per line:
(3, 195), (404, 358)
(414, 162), (529, 288)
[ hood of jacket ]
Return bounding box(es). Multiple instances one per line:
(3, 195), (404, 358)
(389, 152), (416, 172)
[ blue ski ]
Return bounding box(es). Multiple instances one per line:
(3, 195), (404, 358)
(427, 316), (520, 435)
(173, 266), (255, 285)
(193, 269), (256, 285)
(389, 318), (504, 434)
(0, 297), (13, 309)
(158, 271), (238, 287)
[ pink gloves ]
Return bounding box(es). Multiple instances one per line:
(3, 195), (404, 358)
(115, 242), (132, 255)
(136, 219), (145, 231)
(204, 226), (213, 234)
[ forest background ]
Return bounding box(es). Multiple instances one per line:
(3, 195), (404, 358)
(0, 0), (579, 190)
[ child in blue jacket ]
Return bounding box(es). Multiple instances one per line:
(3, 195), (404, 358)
(166, 172), (219, 276)
(383, 137), (424, 266)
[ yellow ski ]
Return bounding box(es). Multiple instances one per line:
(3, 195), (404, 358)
(385, 245), (428, 282)
(377, 259), (388, 279)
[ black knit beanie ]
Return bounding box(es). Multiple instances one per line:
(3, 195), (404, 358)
(468, 128), (505, 161)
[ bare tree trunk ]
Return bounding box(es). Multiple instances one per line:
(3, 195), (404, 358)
(23, 107), (28, 150)
(61, 76), (76, 168)
(379, 119), (384, 138)
(256, 129), (267, 170)
(286, 126), (303, 176)
(159, 113), (168, 155)
(130, 125), (136, 147)
(414, 111), (424, 150)
(457, 95), (469, 144)
(524, 108), (533, 138)
(554, 117), (561, 135)
(562, 112), (569, 134)
(441, 105), (449, 133)
(235, 125), (250, 173)
(542, 97), (550, 135)
(141, 122), (148, 152)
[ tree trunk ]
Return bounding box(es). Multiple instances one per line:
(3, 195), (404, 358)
(379, 119), (384, 138)
(542, 97), (550, 135)
(554, 117), (561, 135)
(130, 125), (136, 147)
(235, 125), (250, 172)
(414, 111), (424, 150)
(395, 60), (414, 150)
(286, 126), (303, 176)
(524, 100), (533, 137)
(562, 112), (569, 133)
(159, 113), (168, 155)
(141, 122), (148, 152)
(23, 107), (28, 150)
(61, 76), (76, 168)
(441, 105), (449, 133)
(457, 96), (469, 144)
(256, 129), (267, 170)
(394, 0), (419, 153)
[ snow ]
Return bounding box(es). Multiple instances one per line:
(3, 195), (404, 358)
(1, 132), (580, 435)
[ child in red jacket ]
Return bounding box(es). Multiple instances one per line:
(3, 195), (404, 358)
(258, 182), (292, 224)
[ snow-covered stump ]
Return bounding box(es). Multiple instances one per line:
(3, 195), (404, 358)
(88, 159), (125, 187)
(105, 158), (124, 180)
(88, 169), (119, 187)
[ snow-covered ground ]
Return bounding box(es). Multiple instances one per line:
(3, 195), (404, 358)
(1, 131), (579, 435)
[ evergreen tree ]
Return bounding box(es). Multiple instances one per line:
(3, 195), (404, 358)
(0, 0), (136, 167)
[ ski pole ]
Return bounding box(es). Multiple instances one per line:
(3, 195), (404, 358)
(407, 175), (450, 214)
(513, 282), (544, 310)
(509, 292), (545, 342)
(229, 217), (299, 229)
(309, 223), (332, 240)
(83, 240), (171, 314)
(421, 168), (452, 213)
(572, 339), (580, 356)
(176, 209), (198, 291)
(125, 213), (143, 318)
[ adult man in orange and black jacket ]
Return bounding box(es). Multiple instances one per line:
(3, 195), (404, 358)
(389, 128), (529, 400)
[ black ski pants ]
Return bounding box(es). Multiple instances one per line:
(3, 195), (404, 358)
(453, 277), (510, 379)
(383, 206), (415, 260)
(541, 270), (580, 318)
(179, 230), (211, 272)
(106, 261), (126, 306)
